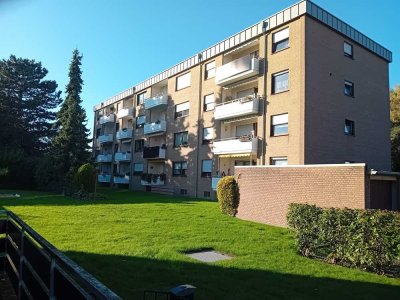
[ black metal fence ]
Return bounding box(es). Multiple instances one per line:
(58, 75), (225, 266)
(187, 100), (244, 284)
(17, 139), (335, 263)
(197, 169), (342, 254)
(0, 210), (121, 300)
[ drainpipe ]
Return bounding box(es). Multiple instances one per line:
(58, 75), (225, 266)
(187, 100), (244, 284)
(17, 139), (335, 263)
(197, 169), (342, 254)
(110, 110), (117, 190)
(195, 53), (203, 199)
(261, 21), (268, 165)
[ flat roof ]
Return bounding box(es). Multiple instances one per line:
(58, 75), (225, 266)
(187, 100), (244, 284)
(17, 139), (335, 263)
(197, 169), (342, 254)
(94, 0), (392, 111)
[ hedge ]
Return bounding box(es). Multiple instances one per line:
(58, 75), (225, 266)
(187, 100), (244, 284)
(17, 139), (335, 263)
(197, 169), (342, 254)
(287, 203), (400, 276)
(217, 176), (240, 216)
(74, 163), (96, 193)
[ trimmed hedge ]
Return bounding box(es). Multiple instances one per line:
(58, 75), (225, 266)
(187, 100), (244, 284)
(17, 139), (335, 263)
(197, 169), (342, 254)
(287, 203), (400, 275)
(217, 176), (240, 216)
(74, 163), (96, 193)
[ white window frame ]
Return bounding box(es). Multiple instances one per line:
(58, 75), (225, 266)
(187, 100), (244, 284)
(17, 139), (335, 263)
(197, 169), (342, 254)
(205, 61), (216, 79)
(272, 28), (289, 53)
(271, 113), (288, 136)
(201, 160), (213, 177)
(272, 70), (289, 94)
(175, 101), (190, 118)
(270, 157), (288, 166)
(204, 94), (215, 111)
(176, 72), (191, 91)
(203, 127), (214, 143)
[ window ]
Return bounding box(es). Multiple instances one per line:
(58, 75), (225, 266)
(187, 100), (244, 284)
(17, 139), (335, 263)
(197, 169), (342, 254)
(236, 123), (255, 137)
(204, 191), (211, 198)
(173, 161), (188, 176)
(136, 115), (146, 128)
(272, 28), (289, 53)
(180, 189), (188, 195)
(270, 157), (288, 166)
(176, 72), (191, 90)
(203, 127), (214, 144)
(175, 102), (190, 118)
(344, 81), (354, 97)
(205, 61), (215, 79)
(134, 139), (144, 152)
(133, 163), (144, 175)
(344, 42), (353, 58)
(271, 113), (288, 136)
(235, 160), (256, 166)
(344, 119), (355, 136)
(204, 94), (215, 111)
(174, 131), (189, 147)
(272, 71), (289, 94)
(201, 160), (212, 177)
(137, 92), (146, 105)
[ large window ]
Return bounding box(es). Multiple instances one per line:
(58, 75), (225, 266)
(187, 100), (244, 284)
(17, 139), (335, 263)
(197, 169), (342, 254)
(137, 92), (146, 105)
(272, 28), (289, 53)
(270, 157), (288, 165)
(136, 115), (146, 128)
(176, 72), (191, 90)
(173, 161), (188, 176)
(203, 127), (214, 144)
(271, 113), (288, 136)
(344, 119), (355, 136)
(205, 61), (216, 79)
(133, 163), (144, 175)
(201, 160), (212, 177)
(134, 139), (144, 152)
(204, 94), (215, 111)
(174, 131), (189, 147)
(175, 102), (190, 118)
(272, 71), (289, 94)
(344, 80), (354, 97)
(344, 42), (353, 58)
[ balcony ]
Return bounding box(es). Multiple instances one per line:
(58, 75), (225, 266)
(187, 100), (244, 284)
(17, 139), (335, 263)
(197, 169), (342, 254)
(98, 134), (113, 144)
(144, 94), (168, 110)
(96, 154), (112, 163)
(214, 95), (259, 120)
(117, 107), (134, 119)
(212, 177), (222, 191)
(98, 174), (111, 183)
(114, 175), (130, 185)
(143, 146), (166, 160)
(144, 120), (167, 135)
(212, 137), (258, 155)
(215, 55), (259, 86)
(99, 114), (115, 125)
(115, 152), (131, 162)
(141, 174), (165, 186)
(116, 128), (133, 140)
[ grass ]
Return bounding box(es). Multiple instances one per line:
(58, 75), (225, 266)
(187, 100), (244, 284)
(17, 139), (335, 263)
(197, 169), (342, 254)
(0, 189), (399, 299)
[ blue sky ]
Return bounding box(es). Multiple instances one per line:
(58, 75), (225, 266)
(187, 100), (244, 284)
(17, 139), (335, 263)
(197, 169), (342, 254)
(1, 0), (399, 135)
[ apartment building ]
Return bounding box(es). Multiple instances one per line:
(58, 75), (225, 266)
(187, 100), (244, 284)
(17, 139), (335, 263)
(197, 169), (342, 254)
(93, 0), (392, 199)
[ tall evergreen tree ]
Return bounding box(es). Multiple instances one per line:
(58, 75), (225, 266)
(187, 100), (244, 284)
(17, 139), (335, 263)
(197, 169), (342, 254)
(390, 85), (400, 171)
(52, 49), (90, 183)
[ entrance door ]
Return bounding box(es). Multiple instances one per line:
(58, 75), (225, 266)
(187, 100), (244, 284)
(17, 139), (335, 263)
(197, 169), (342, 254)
(370, 180), (392, 210)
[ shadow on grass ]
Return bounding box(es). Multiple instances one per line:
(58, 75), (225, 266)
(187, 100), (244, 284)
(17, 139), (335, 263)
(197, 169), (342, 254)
(65, 251), (400, 300)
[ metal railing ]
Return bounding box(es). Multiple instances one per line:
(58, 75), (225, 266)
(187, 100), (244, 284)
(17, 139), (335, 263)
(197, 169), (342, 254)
(0, 210), (121, 300)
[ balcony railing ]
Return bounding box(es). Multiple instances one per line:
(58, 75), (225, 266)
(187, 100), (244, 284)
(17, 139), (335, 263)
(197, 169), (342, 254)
(96, 154), (112, 163)
(140, 174), (165, 186)
(98, 134), (113, 144)
(117, 107), (134, 119)
(144, 94), (168, 110)
(214, 95), (260, 120)
(115, 152), (131, 161)
(215, 55), (259, 86)
(143, 146), (166, 159)
(212, 177), (222, 190)
(99, 114), (115, 125)
(212, 136), (258, 155)
(114, 175), (130, 184)
(116, 128), (133, 140)
(144, 120), (167, 135)
(98, 174), (111, 182)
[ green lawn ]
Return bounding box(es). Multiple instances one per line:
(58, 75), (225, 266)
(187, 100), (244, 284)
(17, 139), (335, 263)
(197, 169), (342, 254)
(0, 189), (399, 299)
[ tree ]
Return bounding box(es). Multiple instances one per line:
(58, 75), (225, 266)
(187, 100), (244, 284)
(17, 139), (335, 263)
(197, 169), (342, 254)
(390, 85), (400, 171)
(52, 49), (90, 185)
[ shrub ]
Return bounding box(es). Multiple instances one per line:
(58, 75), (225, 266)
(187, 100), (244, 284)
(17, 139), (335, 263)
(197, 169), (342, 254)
(287, 203), (400, 275)
(217, 176), (240, 216)
(74, 163), (96, 193)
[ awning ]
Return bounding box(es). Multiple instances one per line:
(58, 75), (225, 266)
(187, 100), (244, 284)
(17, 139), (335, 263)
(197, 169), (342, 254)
(218, 153), (251, 158)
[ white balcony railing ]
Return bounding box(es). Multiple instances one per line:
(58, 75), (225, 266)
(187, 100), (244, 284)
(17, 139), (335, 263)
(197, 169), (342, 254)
(98, 134), (113, 144)
(98, 174), (111, 183)
(114, 175), (130, 184)
(144, 94), (168, 110)
(117, 107), (134, 119)
(212, 177), (222, 191)
(99, 114), (115, 125)
(116, 128), (133, 140)
(214, 95), (259, 120)
(212, 137), (258, 155)
(144, 120), (167, 135)
(215, 55), (259, 86)
(114, 152), (131, 161)
(96, 154), (112, 163)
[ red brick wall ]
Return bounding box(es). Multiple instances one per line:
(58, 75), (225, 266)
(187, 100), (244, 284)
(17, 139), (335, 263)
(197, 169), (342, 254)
(235, 164), (367, 227)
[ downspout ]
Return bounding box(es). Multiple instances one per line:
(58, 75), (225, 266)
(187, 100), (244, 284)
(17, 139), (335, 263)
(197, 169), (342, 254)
(261, 21), (269, 165)
(110, 110), (117, 190)
(195, 53), (203, 198)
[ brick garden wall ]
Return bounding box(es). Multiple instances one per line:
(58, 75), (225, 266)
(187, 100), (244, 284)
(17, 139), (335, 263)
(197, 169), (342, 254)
(235, 164), (367, 227)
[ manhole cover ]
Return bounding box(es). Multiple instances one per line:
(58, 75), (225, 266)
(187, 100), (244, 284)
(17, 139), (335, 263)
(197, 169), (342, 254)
(185, 249), (232, 263)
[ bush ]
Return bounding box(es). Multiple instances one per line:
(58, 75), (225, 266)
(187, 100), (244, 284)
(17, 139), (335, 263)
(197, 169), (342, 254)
(74, 163), (96, 193)
(287, 203), (400, 275)
(217, 176), (240, 216)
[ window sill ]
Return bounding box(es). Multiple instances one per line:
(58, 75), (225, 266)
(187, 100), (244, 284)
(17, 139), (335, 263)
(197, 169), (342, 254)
(270, 134), (289, 137)
(271, 89), (289, 95)
(272, 46), (290, 54)
(175, 86), (191, 92)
